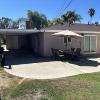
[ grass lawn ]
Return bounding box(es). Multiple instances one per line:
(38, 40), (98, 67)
(1, 68), (100, 100)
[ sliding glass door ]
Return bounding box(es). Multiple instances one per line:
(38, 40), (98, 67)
(90, 36), (96, 52)
(84, 36), (90, 52)
(84, 35), (96, 53)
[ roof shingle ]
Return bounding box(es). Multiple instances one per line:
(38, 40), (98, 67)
(44, 23), (100, 32)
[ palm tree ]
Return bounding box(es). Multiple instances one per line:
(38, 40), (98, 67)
(88, 8), (95, 24)
(61, 11), (82, 26)
(52, 18), (63, 25)
(27, 10), (48, 29)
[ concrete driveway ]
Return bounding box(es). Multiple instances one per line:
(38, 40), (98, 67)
(4, 54), (100, 79)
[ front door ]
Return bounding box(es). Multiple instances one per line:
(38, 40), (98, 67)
(84, 35), (96, 53)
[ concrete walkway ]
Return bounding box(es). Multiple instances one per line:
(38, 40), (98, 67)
(4, 58), (100, 79)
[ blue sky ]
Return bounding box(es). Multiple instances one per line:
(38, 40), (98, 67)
(0, 0), (99, 23)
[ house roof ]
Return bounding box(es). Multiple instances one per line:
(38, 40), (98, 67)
(44, 23), (100, 32)
(0, 23), (100, 35)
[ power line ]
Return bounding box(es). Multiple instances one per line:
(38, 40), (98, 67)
(56, 0), (69, 18)
(56, 0), (68, 17)
(56, 0), (73, 18)
(62, 0), (73, 14)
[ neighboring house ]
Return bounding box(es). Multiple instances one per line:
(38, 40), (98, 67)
(0, 23), (100, 57)
(18, 18), (30, 29)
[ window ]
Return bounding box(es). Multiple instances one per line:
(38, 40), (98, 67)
(67, 37), (72, 43)
(64, 37), (67, 43)
(64, 37), (72, 43)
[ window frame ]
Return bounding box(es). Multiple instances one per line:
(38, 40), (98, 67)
(84, 35), (97, 54)
(64, 37), (72, 44)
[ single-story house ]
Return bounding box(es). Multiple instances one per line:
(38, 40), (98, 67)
(0, 23), (100, 57)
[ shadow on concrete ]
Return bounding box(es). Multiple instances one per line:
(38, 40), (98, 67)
(4, 50), (100, 69)
(67, 58), (100, 67)
(4, 50), (54, 68)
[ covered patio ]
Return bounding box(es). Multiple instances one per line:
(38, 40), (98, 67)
(0, 29), (44, 57)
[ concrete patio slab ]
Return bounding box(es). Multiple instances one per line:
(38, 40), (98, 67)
(4, 57), (100, 79)
(4, 61), (83, 79)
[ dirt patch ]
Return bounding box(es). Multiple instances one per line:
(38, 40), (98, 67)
(0, 68), (22, 88)
(10, 89), (51, 100)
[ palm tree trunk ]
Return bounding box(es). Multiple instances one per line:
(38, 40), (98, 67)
(90, 17), (92, 24)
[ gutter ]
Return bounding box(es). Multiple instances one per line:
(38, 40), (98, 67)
(42, 29), (100, 34)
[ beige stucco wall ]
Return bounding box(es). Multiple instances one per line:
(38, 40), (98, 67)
(30, 33), (44, 56)
(43, 32), (100, 57)
(43, 32), (81, 57)
(97, 34), (100, 53)
(6, 35), (19, 50)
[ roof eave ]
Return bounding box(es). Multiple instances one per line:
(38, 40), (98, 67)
(43, 29), (100, 34)
(0, 29), (41, 35)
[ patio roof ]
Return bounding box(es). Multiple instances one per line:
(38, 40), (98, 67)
(0, 29), (40, 35)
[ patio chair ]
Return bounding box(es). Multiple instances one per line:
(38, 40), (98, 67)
(71, 48), (75, 53)
(72, 48), (81, 60)
(51, 48), (59, 59)
(56, 49), (65, 61)
(76, 48), (81, 55)
(71, 48), (75, 55)
(51, 48), (65, 60)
